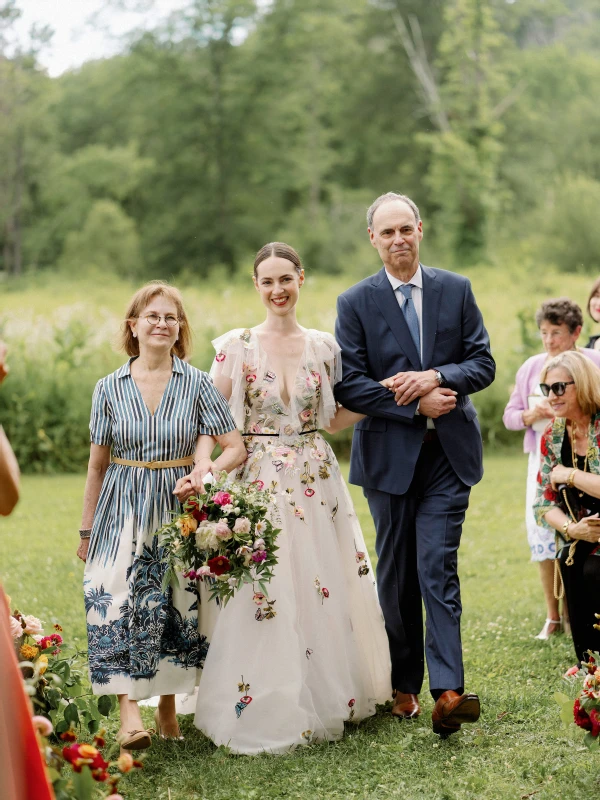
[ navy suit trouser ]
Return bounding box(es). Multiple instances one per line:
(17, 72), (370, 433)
(364, 438), (470, 698)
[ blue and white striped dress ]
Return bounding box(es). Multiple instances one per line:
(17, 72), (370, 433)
(84, 355), (236, 700)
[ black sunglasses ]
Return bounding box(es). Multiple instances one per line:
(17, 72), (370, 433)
(539, 381), (575, 397)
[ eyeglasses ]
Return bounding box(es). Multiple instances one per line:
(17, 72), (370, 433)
(539, 381), (575, 397)
(141, 314), (180, 327)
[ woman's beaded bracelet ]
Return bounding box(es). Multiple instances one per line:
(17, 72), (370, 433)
(79, 529), (92, 539)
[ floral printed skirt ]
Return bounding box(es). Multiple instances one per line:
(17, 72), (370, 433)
(84, 514), (217, 700)
(187, 433), (391, 754)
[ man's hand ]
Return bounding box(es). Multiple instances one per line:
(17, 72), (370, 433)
(392, 370), (439, 406)
(418, 388), (458, 418)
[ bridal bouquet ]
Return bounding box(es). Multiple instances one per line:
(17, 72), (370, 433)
(556, 644), (600, 748)
(157, 472), (280, 606)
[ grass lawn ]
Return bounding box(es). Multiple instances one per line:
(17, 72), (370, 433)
(1, 453), (598, 799)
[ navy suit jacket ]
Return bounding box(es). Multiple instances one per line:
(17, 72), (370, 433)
(334, 265), (495, 495)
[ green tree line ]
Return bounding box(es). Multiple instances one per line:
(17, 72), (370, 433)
(3, 0), (600, 279)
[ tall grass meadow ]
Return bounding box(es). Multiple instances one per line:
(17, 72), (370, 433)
(1, 259), (598, 471)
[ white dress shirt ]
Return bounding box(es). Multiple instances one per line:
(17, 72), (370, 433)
(384, 264), (434, 428)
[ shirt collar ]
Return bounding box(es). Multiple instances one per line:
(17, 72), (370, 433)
(117, 355), (184, 378)
(385, 264), (423, 291)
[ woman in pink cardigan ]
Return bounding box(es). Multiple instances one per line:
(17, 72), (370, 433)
(503, 298), (600, 639)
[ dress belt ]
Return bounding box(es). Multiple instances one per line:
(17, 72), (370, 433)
(111, 456), (194, 469)
(242, 430), (318, 437)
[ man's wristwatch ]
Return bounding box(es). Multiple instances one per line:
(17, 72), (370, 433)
(434, 370), (445, 387)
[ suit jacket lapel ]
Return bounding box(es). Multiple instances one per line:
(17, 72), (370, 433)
(371, 267), (421, 370)
(421, 265), (442, 370)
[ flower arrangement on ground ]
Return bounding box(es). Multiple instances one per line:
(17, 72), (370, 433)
(8, 602), (125, 798)
(156, 472), (280, 606)
(32, 719), (142, 800)
(556, 643), (600, 749)
(9, 604), (116, 738)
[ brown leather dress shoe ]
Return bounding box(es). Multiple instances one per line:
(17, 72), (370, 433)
(391, 691), (421, 719)
(431, 690), (480, 737)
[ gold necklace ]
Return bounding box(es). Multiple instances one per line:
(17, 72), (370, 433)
(570, 419), (591, 497)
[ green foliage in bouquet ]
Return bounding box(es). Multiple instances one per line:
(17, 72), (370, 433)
(155, 472), (281, 606)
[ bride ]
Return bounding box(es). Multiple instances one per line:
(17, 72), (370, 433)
(176, 242), (391, 754)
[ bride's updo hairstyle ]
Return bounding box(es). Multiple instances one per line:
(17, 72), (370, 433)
(253, 242), (303, 277)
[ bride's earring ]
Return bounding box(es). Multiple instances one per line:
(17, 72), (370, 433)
(132, 332), (137, 338)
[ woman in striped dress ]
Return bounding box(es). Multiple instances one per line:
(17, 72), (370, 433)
(77, 281), (245, 752)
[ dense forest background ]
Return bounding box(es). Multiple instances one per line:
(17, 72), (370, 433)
(3, 0), (600, 281)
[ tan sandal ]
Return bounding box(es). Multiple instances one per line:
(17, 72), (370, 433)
(116, 728), (154, 751)
(154, 708), (184, 741)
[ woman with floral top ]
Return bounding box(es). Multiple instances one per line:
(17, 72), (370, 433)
(176, 242), (392, 754)
(503, 298), (600, 640)
(533, 350), (600, 663)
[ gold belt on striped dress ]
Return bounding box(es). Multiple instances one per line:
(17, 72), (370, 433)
(111, 456), (194, 470)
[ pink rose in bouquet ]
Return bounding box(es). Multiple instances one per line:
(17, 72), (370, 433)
(213, 491), (232, 506)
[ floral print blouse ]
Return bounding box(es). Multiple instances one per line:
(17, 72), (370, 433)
(533, 411), (600, 527)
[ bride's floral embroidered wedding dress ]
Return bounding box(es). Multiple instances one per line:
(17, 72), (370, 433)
(191, 328), (391, 754)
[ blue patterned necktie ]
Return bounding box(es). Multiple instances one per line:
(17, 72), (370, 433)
(397, 283), (421, 364)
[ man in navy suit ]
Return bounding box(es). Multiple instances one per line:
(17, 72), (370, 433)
(334, 192), (495, 736)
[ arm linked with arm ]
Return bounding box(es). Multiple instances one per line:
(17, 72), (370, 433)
(433, 281), (496, 396)
(174, 372), (245, 500)
(334, 294), (418, 423)
(325, 376), (396, 434)
(190, 372), (235, 478)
